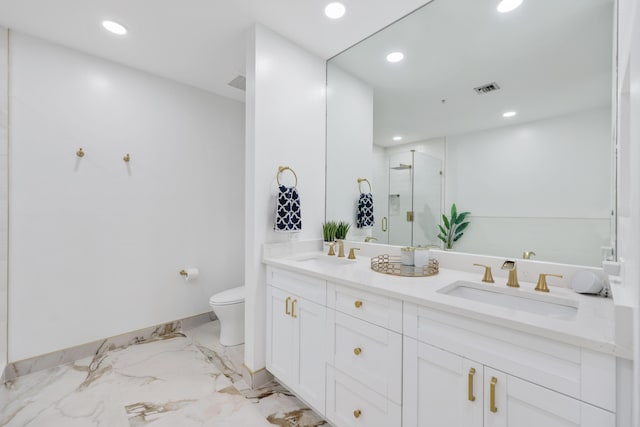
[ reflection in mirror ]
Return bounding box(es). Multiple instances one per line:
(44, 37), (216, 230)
(326, 0), (614, 266)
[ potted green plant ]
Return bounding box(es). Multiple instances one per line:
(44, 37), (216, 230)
(437, 203), (470, 249)
(322, 221), (338, 242)
(335, 221), (351, 240)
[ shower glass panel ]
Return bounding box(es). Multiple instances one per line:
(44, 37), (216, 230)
(412, 152), (442, 247)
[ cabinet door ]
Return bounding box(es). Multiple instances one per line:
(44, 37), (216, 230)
(403, 338), (483, 427)
(483, 368), (616, 427)
(266, 286), (295, 387)
(292, 296), (327, 413)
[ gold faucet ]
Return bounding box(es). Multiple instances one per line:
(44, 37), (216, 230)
(364, 237), (378, 243)
(326, 242), (337, 256)
(348, 248), (360, 259)
(523, 251), (536, 260)
(473, 264), (495, 283)
(535, 273), (563, 292)
(501, 260), (519, 288)
(335, 240), (346, 258)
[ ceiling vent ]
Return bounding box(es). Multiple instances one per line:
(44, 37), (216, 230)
(474, 82), (500, 94)
(228, 75), (246, 91)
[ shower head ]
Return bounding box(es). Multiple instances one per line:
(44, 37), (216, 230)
(391, 163), (412, 170)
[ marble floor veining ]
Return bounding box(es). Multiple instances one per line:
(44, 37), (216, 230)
(0, 321), (327, 427)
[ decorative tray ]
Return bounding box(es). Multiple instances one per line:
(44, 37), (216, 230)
(370, 255), (439, 277)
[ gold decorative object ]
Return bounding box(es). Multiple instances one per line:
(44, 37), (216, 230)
(501, 260), (519, 288)
(276, 165), (298, 187)
(357, 177), (372, 193)
(468, 368), (476, 402)
(76, 148), (85, 157)
(473, 263), (495, 283)
(123, 153), (130, 162)
(326, 242), (336, 256)
(490, 377), (498, 413)
(370, 255), (439, 277)
(535, 273), (563, 292)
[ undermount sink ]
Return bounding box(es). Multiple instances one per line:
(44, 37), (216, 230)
(295, 255), (355, 267)
(438, 281), (578, 320)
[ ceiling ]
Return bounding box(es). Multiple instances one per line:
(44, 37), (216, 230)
(329, 0), (614, 146)
(0, 0), (428, 102)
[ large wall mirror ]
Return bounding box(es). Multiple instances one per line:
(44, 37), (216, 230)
(326, 0), (615, 267)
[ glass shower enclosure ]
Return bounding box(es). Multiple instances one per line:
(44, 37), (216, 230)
(373, 150), (442, 247)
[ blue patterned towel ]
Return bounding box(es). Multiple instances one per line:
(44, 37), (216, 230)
(275, 185), (302, 232)
(356, 193), (374, 228)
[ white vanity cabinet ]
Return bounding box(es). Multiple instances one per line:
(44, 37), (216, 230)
(266, 267), (327, 413)
(325, 283), (403, 426)
(404, 339), (615, 427)
(403, 303), (616, 427)
(264, 261), (619, 427)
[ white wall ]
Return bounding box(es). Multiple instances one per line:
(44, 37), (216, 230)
(326, 64), (373, 239)
(446, 107), (611, 266)
(244, 25), (326, 372)
(8, 33), (245, 362)
(0, 27), (8, 371)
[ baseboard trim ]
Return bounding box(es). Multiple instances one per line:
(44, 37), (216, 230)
(241, 363), (273, 389)
(4, 312), (214, 383)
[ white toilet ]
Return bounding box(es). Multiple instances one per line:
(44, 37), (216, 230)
(209, 286), (245, 346)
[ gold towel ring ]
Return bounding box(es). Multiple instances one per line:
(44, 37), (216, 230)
(357, 178), (372, 194)
(277, 166), (298, 187)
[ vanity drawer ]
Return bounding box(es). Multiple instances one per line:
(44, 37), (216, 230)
(327, 283), (402, 332)
(326, 365), (401, 427)
(266, 267), (326, 306)
(328, 311), (402, 404)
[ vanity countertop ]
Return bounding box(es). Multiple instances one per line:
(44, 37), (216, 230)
(264, 251), (628, 359)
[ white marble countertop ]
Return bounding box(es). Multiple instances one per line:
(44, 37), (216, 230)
(264, 250), (629, 359)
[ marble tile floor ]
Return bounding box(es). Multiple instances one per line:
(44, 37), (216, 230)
(0, 321), (327, 427)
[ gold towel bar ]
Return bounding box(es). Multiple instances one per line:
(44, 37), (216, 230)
(277, 166), (298, 187)
(357, 178), (372, 194)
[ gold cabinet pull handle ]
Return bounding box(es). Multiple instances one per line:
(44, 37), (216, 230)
(382, 216), (388, 232)
(291, 299), (298, 318)
(285, 297), (291, 315)
(354, 347), (362, 356)
(353, 409), (362, 418)
(490, 377), (498, 413)
(354, 300), (363, 308)
(468, 368), (476, 402)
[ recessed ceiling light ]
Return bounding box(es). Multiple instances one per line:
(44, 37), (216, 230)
(325, 2), (346, 19)
(503, 111), (517, 118)
(386, 52), (404, 63)
(102, 20), (127, 35)
(393, 136), (403, 141)
(497, 0), (523, 13)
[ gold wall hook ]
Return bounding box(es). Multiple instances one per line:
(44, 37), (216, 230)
(179, 270), (188, 276)
(123, 153), (130, 162)
(76, 148), (85, 158)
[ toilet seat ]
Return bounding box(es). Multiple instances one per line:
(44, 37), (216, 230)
(209, 286), (244, 306)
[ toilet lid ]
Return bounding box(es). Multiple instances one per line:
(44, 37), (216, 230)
(209, 286), (244, 306)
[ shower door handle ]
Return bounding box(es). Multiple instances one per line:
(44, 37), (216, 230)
(382, 217), (388, 232)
